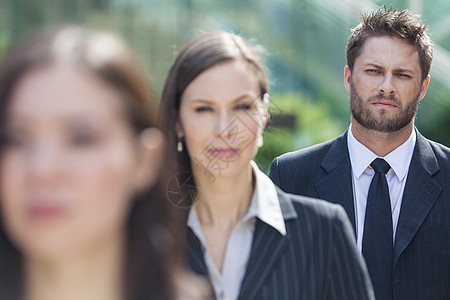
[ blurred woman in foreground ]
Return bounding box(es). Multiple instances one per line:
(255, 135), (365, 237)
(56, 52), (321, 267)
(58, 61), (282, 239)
(0, 27), (197, 300)
(160, 31), (374, 300)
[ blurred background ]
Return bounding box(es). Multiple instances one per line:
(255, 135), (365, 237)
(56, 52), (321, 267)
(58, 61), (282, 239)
(1, 0), (449, 172)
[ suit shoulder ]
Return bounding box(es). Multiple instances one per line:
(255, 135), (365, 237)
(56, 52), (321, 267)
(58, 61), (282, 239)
(274, 136), (340, 166)
(428, 138), (450, 159)
(278, 187), (346, 222)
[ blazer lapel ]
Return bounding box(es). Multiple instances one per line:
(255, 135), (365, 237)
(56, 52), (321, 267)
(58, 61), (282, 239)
(187, 228), (209, 277)
(238, 190), (295, 300)
(315, 131), (356, 231)
(393, 130), (443, 265)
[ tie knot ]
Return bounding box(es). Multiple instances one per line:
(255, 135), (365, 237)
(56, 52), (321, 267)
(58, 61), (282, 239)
(371, 158), (390, 174)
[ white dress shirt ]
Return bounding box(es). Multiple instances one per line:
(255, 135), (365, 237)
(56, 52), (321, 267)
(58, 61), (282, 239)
(347, 125), (416, 251)
(187, 160), (286, 300)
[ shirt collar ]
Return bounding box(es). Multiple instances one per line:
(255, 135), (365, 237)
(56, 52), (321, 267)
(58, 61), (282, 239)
(187, 161), (286, 236)
(187, 205), (206, 247)
(249, 160), (286, 235)
(348, 125), (416, 181)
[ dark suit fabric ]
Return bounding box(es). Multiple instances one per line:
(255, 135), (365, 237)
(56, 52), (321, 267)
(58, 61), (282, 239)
(187, 187), (375, 300)
(269, 129), (450, 300)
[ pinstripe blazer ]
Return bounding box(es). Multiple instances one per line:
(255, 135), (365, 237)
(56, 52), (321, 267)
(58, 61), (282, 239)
(187, 187), (375, 300)
(269, 128), (450, 300)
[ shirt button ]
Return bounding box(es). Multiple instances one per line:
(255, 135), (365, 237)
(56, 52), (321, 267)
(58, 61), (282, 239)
(219, 291), (225, 299)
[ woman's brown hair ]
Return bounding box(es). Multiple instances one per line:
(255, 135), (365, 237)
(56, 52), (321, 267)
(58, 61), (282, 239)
(0, 26), (179, 300)
(159, 31), (268, 208)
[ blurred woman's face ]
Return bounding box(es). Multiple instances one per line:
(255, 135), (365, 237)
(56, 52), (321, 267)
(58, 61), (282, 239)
(0, 64), (150, 261)
(177, 59), (267, 180)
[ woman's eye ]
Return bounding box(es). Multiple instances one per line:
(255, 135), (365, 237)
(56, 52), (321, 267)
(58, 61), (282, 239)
(195, 106), (213, 112)
(1, 127), (27, 149)
(2, 133), (25, 148)
(235, 103), (252, 110)
(69, 131), (100, 147)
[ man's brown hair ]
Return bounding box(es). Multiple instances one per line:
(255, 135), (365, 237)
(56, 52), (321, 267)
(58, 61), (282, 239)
(346, 7), (433, 81)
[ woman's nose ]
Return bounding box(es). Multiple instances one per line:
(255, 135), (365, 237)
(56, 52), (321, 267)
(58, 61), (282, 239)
(26, 142), (62, 185)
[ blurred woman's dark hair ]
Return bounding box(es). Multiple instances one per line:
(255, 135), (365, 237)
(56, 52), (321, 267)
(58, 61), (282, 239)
(0, 27), (179, 300)
(159, 31), (269, 208)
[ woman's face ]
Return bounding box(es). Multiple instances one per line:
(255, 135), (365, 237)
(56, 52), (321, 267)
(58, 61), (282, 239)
(0, 64), (157, 260)
(177, 59), (267, 180)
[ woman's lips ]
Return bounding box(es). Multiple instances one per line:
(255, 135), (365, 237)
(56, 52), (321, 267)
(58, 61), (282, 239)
(27, 202), (68, 222)
(208, 148), (239, 159)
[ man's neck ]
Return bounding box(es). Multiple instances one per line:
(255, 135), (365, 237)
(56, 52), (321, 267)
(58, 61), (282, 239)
(350, 118), (414, 157)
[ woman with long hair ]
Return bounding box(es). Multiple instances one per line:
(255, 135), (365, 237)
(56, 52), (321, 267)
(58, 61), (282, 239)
(160, 31), (374, 300)
(0, 27), (197, 300)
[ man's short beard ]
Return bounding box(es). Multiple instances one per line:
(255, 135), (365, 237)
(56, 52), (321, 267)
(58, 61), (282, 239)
(350, 80), (420, 133)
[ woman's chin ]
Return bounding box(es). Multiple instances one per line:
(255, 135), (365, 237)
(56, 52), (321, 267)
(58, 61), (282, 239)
(193, 159), (252, 183)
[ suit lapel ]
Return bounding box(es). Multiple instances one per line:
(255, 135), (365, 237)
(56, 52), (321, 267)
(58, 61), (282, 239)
(393, 130), (443, 265)
(187, 228), (209, 277)
(315, 131), (356, 231)
(238, 191), (295, 300)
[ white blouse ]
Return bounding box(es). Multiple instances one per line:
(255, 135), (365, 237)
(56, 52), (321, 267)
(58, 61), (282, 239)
(187, 161), (286, 300)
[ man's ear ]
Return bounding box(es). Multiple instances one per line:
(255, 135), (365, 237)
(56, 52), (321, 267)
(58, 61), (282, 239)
(418, 75), (431, 102)
(344, 65), (352, 94)
(133, 128), (166, 191)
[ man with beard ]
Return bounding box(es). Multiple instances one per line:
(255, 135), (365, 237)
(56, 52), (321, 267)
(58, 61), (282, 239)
(269, 7), (450, 300)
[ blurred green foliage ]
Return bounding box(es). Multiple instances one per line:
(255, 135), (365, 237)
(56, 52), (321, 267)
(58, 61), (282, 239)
(0, 0), (449, 172)
(256, 93), (344, 173)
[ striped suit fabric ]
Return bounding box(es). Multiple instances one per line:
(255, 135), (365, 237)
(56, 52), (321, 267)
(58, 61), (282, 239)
(187, 187), (375, 300)
(269, 128), (450, 300)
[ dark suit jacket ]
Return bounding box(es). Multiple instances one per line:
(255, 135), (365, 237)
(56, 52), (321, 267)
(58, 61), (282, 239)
(187, 187), (374, 300)
(269, 129), (450, 300)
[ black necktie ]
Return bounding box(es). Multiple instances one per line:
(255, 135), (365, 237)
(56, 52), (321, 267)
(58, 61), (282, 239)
(362, 158), (393, 300)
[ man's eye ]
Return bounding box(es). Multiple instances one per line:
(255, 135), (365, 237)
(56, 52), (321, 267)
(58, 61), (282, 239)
(366, 69), (381, 74)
